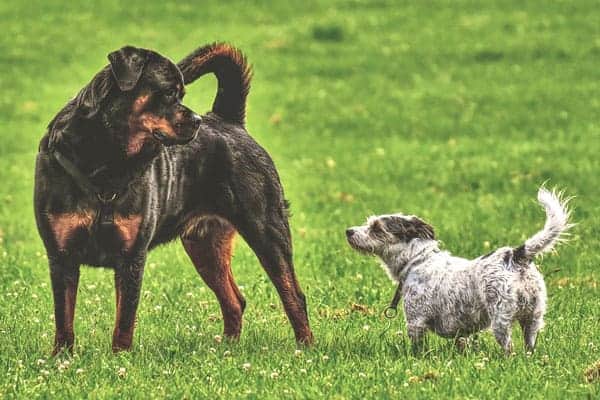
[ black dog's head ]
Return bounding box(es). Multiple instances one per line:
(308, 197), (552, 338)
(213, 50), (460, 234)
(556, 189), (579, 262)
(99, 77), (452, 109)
(47, 46), (201, 159)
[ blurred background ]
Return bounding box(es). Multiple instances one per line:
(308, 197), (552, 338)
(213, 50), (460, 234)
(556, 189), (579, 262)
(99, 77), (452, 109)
(0, 1), (599, 398)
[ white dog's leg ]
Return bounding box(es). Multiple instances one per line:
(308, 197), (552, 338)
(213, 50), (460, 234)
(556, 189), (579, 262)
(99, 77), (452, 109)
(519, 317), (544, 352)
(491, 314), (513, 355)
(406, 321), (427, 355)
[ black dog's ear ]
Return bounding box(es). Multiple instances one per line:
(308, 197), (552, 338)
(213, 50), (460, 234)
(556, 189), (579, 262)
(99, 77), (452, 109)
(74, 67), (113, 118)
(108, 46), (148, 91)
(49, 68), (111, 146)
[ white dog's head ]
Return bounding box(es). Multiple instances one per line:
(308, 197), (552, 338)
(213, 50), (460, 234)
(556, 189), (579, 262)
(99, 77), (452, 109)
(346, 214), (435, 257)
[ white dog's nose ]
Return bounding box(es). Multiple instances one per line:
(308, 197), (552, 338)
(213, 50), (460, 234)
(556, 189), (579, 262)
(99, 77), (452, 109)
(345, 228), (355, 238)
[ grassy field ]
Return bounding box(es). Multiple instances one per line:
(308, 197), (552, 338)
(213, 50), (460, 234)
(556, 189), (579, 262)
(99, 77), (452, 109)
(1, 0), (600, 398)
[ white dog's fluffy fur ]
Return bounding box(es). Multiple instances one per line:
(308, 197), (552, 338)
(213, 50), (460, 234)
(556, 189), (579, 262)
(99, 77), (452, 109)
(346, 187), (572, 353)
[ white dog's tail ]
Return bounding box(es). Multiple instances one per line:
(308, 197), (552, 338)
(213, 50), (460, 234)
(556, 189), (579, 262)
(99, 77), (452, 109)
(515, 187), (573, 263)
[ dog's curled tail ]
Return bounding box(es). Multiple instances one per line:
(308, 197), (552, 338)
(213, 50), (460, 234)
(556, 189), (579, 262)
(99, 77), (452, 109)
(177, 43), (252, 125)
(515, 187), (573, 263)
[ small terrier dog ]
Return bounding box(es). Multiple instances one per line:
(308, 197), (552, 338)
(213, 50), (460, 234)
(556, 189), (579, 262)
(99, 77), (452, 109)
(346, 187), (572, 354)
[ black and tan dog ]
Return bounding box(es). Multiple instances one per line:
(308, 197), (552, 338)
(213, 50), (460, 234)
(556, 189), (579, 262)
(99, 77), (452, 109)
(34, 43), (313, 354)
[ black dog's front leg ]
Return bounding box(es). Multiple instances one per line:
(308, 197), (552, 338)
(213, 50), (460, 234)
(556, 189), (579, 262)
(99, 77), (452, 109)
(112, 256), (145, 352)
(48, 257), (80, 356)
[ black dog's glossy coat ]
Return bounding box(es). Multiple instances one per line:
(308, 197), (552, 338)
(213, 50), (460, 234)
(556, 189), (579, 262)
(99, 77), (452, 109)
(34, 44), (313, 354)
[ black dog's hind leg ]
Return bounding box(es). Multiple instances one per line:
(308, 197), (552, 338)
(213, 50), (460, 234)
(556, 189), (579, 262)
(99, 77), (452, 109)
(49, 258), (80, 355)
(230, 205), (314, 345)
(181, 217), (246, 339)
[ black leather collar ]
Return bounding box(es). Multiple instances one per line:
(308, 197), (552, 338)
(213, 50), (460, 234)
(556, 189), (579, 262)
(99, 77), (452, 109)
(51, 149), (118, 227)
(384, 282), (403, 319)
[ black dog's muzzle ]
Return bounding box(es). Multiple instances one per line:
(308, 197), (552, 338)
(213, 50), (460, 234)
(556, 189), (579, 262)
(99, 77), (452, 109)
(153, 113), (201, 146)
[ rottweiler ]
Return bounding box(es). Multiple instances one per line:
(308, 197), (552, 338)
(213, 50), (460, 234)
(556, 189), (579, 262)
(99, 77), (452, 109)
(34, 43), (314, 354)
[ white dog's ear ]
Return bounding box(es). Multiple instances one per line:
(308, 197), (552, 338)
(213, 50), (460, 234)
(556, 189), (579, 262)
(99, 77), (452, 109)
(410, 217), (435, 240)
(385, 216), (435, 241)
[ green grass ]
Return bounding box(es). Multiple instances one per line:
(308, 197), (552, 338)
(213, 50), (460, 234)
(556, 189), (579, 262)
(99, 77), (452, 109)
(1, 0), (600, 398)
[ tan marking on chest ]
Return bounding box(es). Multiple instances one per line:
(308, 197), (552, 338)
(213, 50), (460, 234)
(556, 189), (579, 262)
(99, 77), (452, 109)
(114, 214), (143, 252)
(48, 211), (95, 250)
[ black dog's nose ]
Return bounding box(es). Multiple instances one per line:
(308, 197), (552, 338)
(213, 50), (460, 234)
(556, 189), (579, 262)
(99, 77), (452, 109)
(346, 228), (355, 238)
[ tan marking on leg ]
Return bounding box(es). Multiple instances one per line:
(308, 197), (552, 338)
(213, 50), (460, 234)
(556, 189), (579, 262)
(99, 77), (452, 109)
(48, 212), (95, 250)
(114, 214), (142, 252)
(182, 227), (244, 338)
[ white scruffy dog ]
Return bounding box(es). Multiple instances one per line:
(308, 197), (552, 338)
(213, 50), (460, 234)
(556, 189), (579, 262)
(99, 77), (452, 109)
(346, 187), (572, 354)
